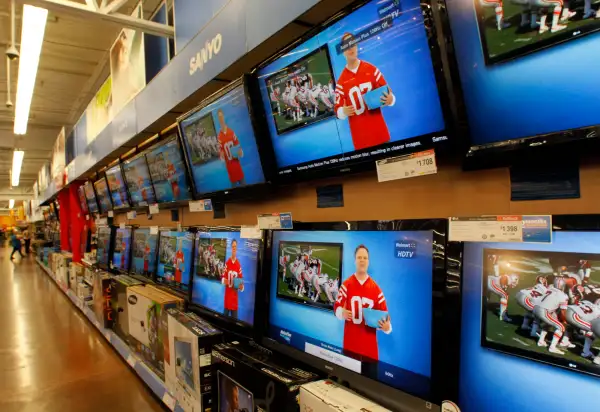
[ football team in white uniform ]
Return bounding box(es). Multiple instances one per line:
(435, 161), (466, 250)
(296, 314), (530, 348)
(279, 250), (339, 304)
(198, 244), (225, 278)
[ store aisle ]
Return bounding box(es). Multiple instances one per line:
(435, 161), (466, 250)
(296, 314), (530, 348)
(0, 250), (166, 412)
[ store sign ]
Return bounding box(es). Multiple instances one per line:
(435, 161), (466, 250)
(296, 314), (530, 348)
(189, 34), (223, 75)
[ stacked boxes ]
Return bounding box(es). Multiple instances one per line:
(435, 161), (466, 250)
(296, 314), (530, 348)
(69, 263), (85, 291)
(92, 271), (113, 328)
(56, 253), (72, 289)
(109, 275), (143, 342)
(299, 380), (392, 412)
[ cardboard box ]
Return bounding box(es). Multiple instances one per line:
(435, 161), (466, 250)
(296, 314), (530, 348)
(165, 309), (223, 412)
(56, 253), (72, 288)
(69, 263), (85, 291)
(126, 285), (184, 379)
(299, 380), (392, 412)
(211, 341), (319, 412)
(77, 282), (92, 304)
(109, 275), (143, 342)
(92, 271), (114, 328)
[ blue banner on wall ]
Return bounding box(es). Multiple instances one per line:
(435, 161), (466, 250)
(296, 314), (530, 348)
(145, 2), (169, 83)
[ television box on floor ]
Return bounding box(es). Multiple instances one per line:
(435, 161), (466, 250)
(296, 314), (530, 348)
(109, 275), (143, 342)
(69, 262), (85, 291)
(126, 285), (184, 379)
(300, 380), (391, 412)
(56, 253), (72, 288)
(92, 271), (113, 328)
(166, 309), (223, 412)
(211, 341), (319, 412)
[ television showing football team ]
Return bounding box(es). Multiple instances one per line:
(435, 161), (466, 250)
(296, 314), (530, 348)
(156, 230), (194, 293)
(146, 135), (192, 203)
(122, 153), (157, 207)
(130, 228), (158, 277)
(268, 230), (434, 397)
(191, 232), (260, 326)
(482, 248), (600, 368)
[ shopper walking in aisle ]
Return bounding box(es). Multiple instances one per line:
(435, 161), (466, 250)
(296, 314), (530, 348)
(10, 230), (24, 260)
(23, 228), (31, 255)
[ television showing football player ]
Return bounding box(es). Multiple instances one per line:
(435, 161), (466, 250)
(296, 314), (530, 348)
(157, 231), (193, 293)
(217, 110), (245, 186)
(222, 239), (244, 319)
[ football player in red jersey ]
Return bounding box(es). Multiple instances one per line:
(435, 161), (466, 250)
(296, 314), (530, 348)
(334, 245), (391, 362)
(334, 33), (395, 151)
(173, 239), (185, 283)
(222, 239), (244, 319)
(217, 109), (245, 186)
(120, 240), (127, 269)
(164, 152), (180, 199)
(143, 241), (151, 273)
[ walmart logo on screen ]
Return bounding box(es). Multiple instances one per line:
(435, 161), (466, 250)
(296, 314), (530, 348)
(395, 241), (417, 258)
(189, 34), (223, 75)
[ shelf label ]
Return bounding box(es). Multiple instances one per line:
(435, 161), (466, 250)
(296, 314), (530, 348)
(108, 211), (114, 217)
(189, 199), (213, 212)
(127, 210), (137, 219)
(162, 393), (176, 411)
(449, 215), (552, 243)
(240, 225), (262, 239)
(149, 203), (159, 215)
(150, 226), (159, 235)
(258, 213), (293, 230)
(376, 149), (437, 182)
(127, 354), (136, 368)
(119, 223), (126, 229)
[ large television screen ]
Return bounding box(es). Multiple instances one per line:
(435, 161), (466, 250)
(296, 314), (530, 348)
(145, 134), (192, 204)
(256, 0), (447, 178)
(96, 226), (112, 268)
(122, 152), (157, 207)
(447, 0), (600, 154)
(83, 181), (99, 214)
(268, 228), (435, 399)
(157, 230), (194, 293)
(112, 227), (132, 272)
(130, 227), (158, 277)
(191, 231), (261, 326)
(178, 82), (266, 197)
(77, 186), (89, 214)
(93, 177), (113, 214)
(105, 164), (130, 210)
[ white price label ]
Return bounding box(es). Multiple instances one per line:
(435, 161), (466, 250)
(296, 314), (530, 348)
(108, 211), (114, 218)
(240, 225), (262, 239)
(257, 213), (293, 229)
(127, 210), (137, 219)
(150, 226), (159, 235)
(449, 216), (523, 242)
(376, 149), (437, 183)
(149, 203), (159, 215)
(119, 222), (126, 229)
(189, 199), (213, 212)
(162, 393), (176, 411)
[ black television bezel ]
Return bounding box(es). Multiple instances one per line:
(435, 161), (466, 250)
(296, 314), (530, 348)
(154, 226), (195, 297)
(96, 225), (115, 271)
(93, 176), (114, 215)
(105, 162), (132, 211)
(111, 226), (133, 274)
(261, 219), (463, 410)
(77, 184), (89, 215)
(144, 127), (194, 209)
(121, 150), (159, 211)
(83, 180), (100, 215)
(129, 226), (160, 281)
(188, 225), (267, 341)
(252, 0), (456, 183)
(176, 75), (276, 203)
(274, 240), (344, 311)
(477, 214), (600, 379)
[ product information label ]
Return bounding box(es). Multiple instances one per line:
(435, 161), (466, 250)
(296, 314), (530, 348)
(240, 225), (263, 239)
(376, 149), (437, 182)
(258, 213), (293, 230)
(189, 199), (213, 212)
(150, 226), (159, 235)
(149, 203), (159, 215)
(449, 215), (552, 243)
(127, 210), (137, 220)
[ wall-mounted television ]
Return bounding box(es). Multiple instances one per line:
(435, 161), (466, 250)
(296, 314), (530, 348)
(178, 77), (273, 200)
(156, 229), (194, 294)
(105, 164), (130, 210)
(130, 227), (158, 279)
(96, 226), (114, 270)
(77, 185), (89, 214)
(112, 227), (132, 272)
(93, 177), (113, 214)
(122, 151), (157, 208)
(256, 0), (451, 180)
(83, 181), (99, 214)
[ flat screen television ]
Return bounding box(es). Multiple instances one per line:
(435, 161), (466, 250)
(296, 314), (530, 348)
(93, 177), (113, 214)
(178, 77), (272, 200)
(447, 0), (600, 168)
(83, 181), (99, 214)
(122, 151), (157, 208)
(255, 0), (451, 180)
(191, 229), (262, 330)
(156, 229), (194, 294)
(145, 132), (193, 205)
(96, 226), (113, 270)
(263, 220), (462, 410)
(105, 164), (130, 210)
(112, 227), (132, 272)
(130, 227), (158, 278)
(77, 185), (89, 214)
(218, 371), (254, 412)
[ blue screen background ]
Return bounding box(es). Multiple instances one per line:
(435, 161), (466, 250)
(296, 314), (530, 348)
(179, 85), (266, 196)
(460, 232), (600, 412)
(94, 178), (112, 214)
(130, 228), (158, 275)
(257, 0), (444, 168)
(146, 137), (192, 203)
(112, 228), (131, 271)
(122, 155), (156, 207)
(191, 231), (259, 326)
(156, 231), (194, 290)
(269, 230), (433, 378)
(446, 0), (600, 146)
(106, 166), (129, 209)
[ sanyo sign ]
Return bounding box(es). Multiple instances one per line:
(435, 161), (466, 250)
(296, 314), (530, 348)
(189, 34), (223, 76)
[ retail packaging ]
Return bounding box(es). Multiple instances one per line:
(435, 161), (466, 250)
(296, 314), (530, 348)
(299, 380), (392, 412)
(165, 309), (223, 412)
(92, 271), (113, 328)
(126, 285), (184, 379)
(109, 275), (143, 342)
(211, 341), (319, 412)
(69, 262), (85, 291)
(77, 282), (92, 304)
(56, 253), (72, 288)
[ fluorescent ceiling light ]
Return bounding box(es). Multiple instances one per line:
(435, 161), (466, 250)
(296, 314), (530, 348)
(9, 200), (15, 209)
(14, 5), (48, 135)
(12, 150), (24, 187)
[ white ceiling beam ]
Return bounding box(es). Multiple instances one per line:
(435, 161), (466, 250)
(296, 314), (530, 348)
(101, 0), (128, 14)
(14, 0), (174, 38)
(85, 0), (99, 10)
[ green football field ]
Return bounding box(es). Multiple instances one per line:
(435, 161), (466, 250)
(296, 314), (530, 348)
(277, 242), (341, 304)
(479, 1), (600, 60)
(484, 254), (600, 366)
(197, 238), (227, 276)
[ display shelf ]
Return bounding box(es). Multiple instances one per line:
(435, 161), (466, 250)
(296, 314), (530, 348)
(35, 258), (183, 412)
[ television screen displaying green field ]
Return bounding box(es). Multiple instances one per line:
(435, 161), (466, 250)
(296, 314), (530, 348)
(195, 237), (228, 280)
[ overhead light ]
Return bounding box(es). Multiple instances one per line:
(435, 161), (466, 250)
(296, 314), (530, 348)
(12, 150), (24, 187)
(13, 5), (48, 135)
(9, 199), (14, 209)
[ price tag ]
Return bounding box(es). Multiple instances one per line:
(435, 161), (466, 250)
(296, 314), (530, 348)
(150, 226), (159, 235)
(258, 213), (293, 230)
(189, 199), (213, 212)
(449, 216), (552, 243)
(376, 149), (437, 183)
(126, 354), (136, 368)
(149, 203), (159, 215)
(127, 210), (137, 219)
(119, 222), (126, 229)
(241, 225), (262, 239)
(108, 211), (114, 218)
(162, 393), (176, 411)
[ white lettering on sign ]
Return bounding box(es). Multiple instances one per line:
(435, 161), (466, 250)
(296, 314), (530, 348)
(189, 34), (223, 75)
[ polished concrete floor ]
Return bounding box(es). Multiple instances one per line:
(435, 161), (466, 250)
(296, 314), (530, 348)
(0, 249), (165, 412)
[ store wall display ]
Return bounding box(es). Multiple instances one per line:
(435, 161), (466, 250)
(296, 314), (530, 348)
(257, 0), (448, 179)
(106, 164), (131, 210)
(122, 152), (157, 208)
(93, 177), (113, 214)
(191, 230), (261, 327)
(112, 227), (132, 273)
(83, 181), (99, 214)
(130, 228), (159, 278)
(156, 230), (194, 294)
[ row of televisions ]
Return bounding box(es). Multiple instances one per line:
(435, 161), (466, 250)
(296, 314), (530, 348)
(92, 215), (600, 411)
(72, 0), (600, 213)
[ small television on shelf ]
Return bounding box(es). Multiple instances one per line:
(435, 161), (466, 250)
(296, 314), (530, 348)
(255, 0), (451, 181)
(190, 228), (263, 332)
(77, 185), (89, 214)
(177, 77), (273, 200)
(130, 227), (159, 279)
(446, 0), (600, 168)
(122, 151), (157, 208)
(96, 226), (114, 270)
(112, 226), (132, 272)
(83, 181), (99, 214)
(263, 219), (462, 410)
(105, 164), (130, 210)
(93, 177), (113, 214)
(145, 129), (192, 205)
(156, 229), (194, 294)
